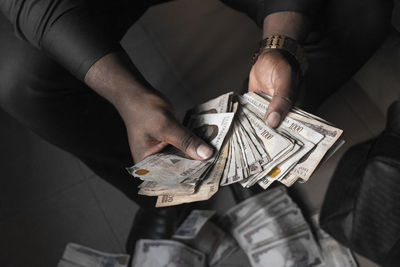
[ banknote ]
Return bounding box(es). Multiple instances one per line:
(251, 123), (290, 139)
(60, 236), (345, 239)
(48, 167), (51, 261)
(222, 187), (340, 267)
(155, 141), (229, 207)
(186, 92), (233, 117)
(186, 222), (238, 267)
(220, 187), (288, 230)
(258, 115), (324, 189)
(234, 121), (263, 174)
(280, 112), (343, 185)
(241, 92), (343, 186)
(58, 243), (130, 267)
(173, 210), (215, 240)
(231, 195), (295, 242)
(248, 230), (325, 267)
(138, 181), (196, 196)
(311, 214), (358, 267)
(131, 239), (206, 267)
(236, 108), (297, 188)
(171, 208), (237, 266)
(234, 207), (307, 252)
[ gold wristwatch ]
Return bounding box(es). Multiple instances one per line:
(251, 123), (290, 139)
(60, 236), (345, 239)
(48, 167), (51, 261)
(253, 35), (308, 76)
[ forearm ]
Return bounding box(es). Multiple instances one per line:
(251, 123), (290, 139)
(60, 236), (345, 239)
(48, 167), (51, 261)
(84, 52), (213, 163)
(262, 11), (310, 42)
(84, 52), (155, 109)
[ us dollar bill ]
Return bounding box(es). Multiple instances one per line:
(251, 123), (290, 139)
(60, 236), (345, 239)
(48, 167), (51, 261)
(132, 239), (206, 267)
(220, 187), (288, 230)
(234, 207), (307, 252)
(173, 210), (215, 240)
(249, 230), (325, 267)
(311, 214), (358, 267)
(231, 194), (295, 244)
(189, 222), (238, 267)
(58, 243), (130, 267)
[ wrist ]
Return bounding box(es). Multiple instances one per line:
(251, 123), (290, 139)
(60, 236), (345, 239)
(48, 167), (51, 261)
(111, 84), (152, 111)
(84, 52), (154, 107)
(253, 35), (308, 76)
(262, 11), (310, 42)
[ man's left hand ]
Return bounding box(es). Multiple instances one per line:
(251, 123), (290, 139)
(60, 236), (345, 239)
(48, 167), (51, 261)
(249, 49), (300, 128)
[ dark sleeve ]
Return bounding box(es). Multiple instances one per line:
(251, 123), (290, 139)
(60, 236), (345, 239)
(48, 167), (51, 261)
(221, 0), (322, 27)
(0, 0), (122, 81)
(393, 0), (400, 32)
(263, 0), (322, 22)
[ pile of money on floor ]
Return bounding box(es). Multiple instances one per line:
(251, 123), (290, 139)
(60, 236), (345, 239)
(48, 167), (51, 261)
(58, 188), (357, 267)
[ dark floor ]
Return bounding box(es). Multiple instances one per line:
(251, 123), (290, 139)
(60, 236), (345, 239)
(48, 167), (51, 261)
(1, 0), (400, 266)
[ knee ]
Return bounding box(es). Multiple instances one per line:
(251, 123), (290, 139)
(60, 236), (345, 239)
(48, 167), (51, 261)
(0, 49), (66, 113)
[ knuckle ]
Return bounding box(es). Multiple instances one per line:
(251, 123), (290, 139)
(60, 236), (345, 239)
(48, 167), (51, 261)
(180, 132), (195, 152)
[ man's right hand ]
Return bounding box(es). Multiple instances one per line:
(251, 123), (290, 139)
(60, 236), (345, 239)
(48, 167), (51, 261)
(116, 91), (214, 163)
(84, 52), (213, 163)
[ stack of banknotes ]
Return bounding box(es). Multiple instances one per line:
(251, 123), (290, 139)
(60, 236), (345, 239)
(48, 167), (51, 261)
(133, 210), (237, 267)
(57, 189), (357, 267)
(128, 92), (344, 207)
(132, 188), (356, 267)
(57, 243), (130, 267)
(221, 186), (357, 267)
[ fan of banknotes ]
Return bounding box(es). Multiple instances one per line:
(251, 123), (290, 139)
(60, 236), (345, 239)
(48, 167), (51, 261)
(128, 92), (344, 207)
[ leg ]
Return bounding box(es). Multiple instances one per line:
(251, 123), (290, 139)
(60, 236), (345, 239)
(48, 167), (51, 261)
(0, 15), (154, 208)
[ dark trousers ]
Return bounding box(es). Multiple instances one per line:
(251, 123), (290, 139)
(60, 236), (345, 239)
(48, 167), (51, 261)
(0, 0), (393, 208)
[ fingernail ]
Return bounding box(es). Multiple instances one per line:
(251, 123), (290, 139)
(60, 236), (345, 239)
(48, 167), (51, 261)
(197, 144), (213, 159)
(266, 111), (281, 128)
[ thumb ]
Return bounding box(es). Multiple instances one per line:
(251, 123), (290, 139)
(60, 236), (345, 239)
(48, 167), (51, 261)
(264, 91), (292, 128)
(164, 121), (214, 160)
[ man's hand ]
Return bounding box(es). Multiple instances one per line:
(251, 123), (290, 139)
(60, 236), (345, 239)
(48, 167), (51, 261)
(85, 52), (213, 163)
(117, 92), (214, 163)
(249, 11), (310, 128)
(249, 49), (300, 128)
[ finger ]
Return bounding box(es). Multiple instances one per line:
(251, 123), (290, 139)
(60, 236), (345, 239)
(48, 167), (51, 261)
(164, 122), (214, 160)
(265, 90), (292, 128)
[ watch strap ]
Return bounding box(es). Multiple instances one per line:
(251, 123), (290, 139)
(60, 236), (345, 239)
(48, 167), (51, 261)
(253, 35), (308, 76)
